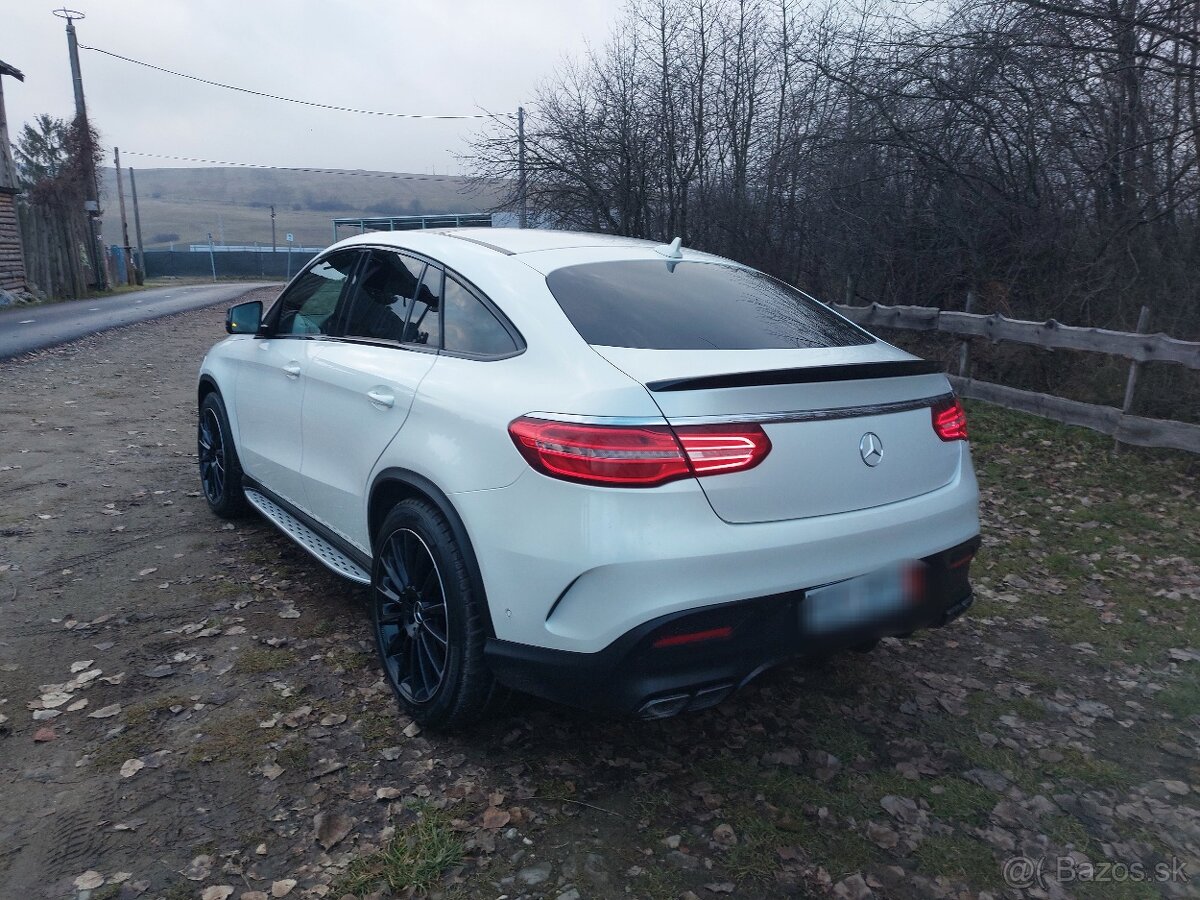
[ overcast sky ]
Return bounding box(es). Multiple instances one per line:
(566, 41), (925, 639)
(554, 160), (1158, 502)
(3, 0), (621, 176)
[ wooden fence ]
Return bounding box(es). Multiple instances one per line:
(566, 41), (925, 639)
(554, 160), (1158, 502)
(16, 194), (93, 300)
(830, 302), (1200, 453)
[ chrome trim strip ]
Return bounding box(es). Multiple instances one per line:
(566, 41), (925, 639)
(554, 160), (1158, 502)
(667, 393), (954, 426)
(524, 393), (952, 428)
(523, 412), (669, 426)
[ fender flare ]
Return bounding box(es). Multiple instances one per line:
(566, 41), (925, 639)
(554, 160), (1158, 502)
(368, 467), (497, 638)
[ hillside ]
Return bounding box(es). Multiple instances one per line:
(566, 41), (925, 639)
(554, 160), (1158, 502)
(97, 166), (505, 251)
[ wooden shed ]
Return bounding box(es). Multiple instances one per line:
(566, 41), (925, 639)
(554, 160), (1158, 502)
(0, 59), (27, 294)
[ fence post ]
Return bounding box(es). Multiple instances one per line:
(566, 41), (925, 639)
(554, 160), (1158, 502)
(1114, 305), (1151, 454)
(957, 289), (977, 379)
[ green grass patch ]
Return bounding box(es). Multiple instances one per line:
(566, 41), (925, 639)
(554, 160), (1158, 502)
(233, 647), (298, 675)
(93, 694), (187, 768)
(802, 716), (875, 761)
(723, 813), (786, 881)
(1004, 696), (1048, 722)
(1042, 813), (1098, 854)
(966, 402), (1200, 665)
(1153, 674), (1200, 720)
(326, 645), (373, 673)
(338, 807), (463, 897)
(913, 835), (1001, 888)
(1043, 748), (1132, 790)
(187, 710), (270, 764)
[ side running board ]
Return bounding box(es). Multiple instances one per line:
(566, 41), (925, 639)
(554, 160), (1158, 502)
(244, 489), (371, 585)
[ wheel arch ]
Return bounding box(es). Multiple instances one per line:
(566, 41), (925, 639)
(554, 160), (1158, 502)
(198, 374), (221, 407)
(369, 468), (497, 638)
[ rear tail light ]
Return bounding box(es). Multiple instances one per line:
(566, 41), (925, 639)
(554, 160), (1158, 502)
(508, 417), (771, 487)
(931, 396), (969, 441)
(672, 424), (772, 475)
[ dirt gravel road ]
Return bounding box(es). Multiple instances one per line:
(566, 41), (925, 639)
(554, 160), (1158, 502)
(0, 293), (1197, 900)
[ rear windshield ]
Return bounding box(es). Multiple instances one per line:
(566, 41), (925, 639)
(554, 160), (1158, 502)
(545, 260), (873, 350)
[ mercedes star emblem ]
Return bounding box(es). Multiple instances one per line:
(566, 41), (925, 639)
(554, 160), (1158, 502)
(859, 432), (883, 466)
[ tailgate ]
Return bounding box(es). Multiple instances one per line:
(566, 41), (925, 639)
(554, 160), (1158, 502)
(595, 346), (963, 524)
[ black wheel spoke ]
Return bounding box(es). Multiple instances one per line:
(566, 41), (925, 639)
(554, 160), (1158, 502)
(373, 525), (450, 709)
(421, 616), (448, 646)
(417, 567), (438, 600)
(376, 598), (404, 626)
(198, 409), (227, 504)
(420, 631), (446, 675)
(414, 635), (439, 700)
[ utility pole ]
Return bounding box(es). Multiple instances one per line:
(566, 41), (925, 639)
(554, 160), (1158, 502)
(113, 147), (134, 284)
(270, 205), (276, 254)
(129, 167), (145, 278)
(517, 106), (527, 229)
(54, 7), (107, 290)
(207, 232), (217, 282)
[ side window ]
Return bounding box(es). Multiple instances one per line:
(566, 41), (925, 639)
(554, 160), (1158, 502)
(407, 265), (443, 348)
(343, 250), (425, 343)
(443, 274), (518, 356)
(273, 251), (359, 336)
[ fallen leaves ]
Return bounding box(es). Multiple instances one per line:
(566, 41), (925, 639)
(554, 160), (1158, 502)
(73, 871), (105, 890)
(481, 806), (511, 829)
(182, 854), (213, 881)
(313, 811), (353, 850)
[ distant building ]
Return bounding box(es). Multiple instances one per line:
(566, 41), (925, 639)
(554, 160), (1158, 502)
(0, 59), (27, 295)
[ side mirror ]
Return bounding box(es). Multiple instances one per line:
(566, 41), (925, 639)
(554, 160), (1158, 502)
(225, 300), (263, 335)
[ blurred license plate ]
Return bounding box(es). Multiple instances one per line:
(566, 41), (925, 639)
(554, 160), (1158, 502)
(801, 564), (911, 635)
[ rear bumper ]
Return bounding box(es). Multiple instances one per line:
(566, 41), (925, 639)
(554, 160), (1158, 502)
(484, 536), (980, 717)
(452, 446), (980, 653)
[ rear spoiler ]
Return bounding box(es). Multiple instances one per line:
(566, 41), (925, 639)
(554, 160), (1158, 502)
(646, 360), (943, 392)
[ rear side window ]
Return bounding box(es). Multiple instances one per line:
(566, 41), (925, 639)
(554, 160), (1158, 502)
(443, 275), (518, 356)
(343, 250), (425, 343)
(408, 265), (443, 348)
(545, 261), (873, 350)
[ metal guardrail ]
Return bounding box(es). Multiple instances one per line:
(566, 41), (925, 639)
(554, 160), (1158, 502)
(331, 213), (493, 242)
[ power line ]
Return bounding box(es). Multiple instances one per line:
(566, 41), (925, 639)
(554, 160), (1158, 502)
(80, 44), (512, 120)
(119, 151), (483, 183)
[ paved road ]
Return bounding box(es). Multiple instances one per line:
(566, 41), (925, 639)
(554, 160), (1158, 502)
(0, 281), (280, 360)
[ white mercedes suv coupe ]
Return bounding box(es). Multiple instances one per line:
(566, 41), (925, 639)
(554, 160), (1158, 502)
(197, 228), (980, 727)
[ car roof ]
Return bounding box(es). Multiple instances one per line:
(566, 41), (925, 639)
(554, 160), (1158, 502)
(333, 227), (657, 257)
(330, 228), (731, 276)
(437, 228), (658, 255)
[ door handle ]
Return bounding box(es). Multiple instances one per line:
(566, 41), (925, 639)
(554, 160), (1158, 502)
(282, 362), (302, 378)
(367, 389), (395, 408)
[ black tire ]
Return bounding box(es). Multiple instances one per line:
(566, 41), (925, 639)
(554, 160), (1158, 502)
(197, 392), (250, 519)
(371, 498), (505, 729)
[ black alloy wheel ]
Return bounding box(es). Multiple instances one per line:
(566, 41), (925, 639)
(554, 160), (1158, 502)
(374, 527), (450, 704)
(370, 498), (507, 728)
(197, 392), (249, 519)
(198, 407), (226, 505)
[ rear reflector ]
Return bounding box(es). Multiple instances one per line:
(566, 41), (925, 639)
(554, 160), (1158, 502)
(508, 417), (771, 487)
(652, 626), (734, 648)
(931, 397), (969, 441)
